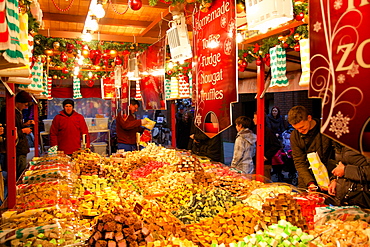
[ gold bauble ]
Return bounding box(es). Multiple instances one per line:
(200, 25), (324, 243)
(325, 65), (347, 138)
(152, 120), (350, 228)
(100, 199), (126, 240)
(53, 75), (58, 79)
(109, 50), (118, 58)
(53, 42), (60, 50)
(294, 33), (300, 40)
(44, 50), (54, 56)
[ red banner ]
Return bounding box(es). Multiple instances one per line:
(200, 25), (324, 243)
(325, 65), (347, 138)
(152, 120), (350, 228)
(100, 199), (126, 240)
(139, 37), (166, 110)
(309, 1), (370, 153)
(192, 0), (238, 138)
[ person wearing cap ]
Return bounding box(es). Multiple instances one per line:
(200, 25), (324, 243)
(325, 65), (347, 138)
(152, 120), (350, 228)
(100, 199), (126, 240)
(15, 90), (35, 179)
(50, 99), (90, 155)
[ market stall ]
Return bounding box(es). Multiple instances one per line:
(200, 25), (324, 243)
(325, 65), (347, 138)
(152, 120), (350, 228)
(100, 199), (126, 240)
(0, 144), (369, 246)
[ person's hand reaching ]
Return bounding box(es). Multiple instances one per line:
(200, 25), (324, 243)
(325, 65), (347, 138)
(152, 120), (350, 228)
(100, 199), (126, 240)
(141, 119), (148, 126)
(332, 161), (345, 177)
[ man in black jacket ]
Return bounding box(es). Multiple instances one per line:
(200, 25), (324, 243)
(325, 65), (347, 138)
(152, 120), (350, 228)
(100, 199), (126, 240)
(288, 105), (334, 190)
(15, 91), (34, 179)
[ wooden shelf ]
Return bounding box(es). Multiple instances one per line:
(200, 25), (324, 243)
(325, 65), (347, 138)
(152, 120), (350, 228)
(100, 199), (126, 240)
(240, 21), (305, 45)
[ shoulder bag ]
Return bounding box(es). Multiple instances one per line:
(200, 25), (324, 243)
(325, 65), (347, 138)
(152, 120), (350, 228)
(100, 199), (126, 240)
(341, 168), (370, 208)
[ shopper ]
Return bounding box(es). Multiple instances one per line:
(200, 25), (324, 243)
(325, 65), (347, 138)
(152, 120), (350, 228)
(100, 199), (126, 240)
(253, 112), (282, 179)
(266, 106), (286, 140)
(230, 116), (256, 174)
(50, 99), (90, 155)
(176, 106), (192, 149)
(188, 124), (223, 163)
(328, 143), (370, 207)
(288, 105), (335, 190)
(15, 91), (34, 179)
(116, 99), (146, 152)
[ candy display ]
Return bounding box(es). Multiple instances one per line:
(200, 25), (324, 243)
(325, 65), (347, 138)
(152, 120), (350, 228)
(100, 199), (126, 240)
(2, 144), (367, 246)
(310, 219), (369, 246)
(239, 220), (315, 247)
(188, 204), (259, 246)
(172, 188), (242, 224)
(88, 207), (152, 247)
(260, 193), (307, 230)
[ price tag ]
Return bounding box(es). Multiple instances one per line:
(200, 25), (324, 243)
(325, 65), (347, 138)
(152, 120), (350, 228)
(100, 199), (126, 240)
(133, 202), (143, 215)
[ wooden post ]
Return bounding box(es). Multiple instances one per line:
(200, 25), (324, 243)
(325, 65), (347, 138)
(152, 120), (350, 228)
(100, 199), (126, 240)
(256, 62), (265, 177)
(6, 83), (16, 208)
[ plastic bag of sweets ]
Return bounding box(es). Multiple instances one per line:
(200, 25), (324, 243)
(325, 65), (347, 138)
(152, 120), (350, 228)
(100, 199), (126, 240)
(294, 192), (327, 230)
(21, 169), (76, 185)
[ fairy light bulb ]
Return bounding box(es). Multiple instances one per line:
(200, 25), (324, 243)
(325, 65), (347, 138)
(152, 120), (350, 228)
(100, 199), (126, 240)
(86, 15), (99, 32)
(82, 30), (92, 42)
(92, 0), (105, 19)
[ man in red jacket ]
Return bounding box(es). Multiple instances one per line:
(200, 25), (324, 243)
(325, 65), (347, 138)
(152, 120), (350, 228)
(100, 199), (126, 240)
(50, 99), (90, 155)
(116, 99), (147, 152)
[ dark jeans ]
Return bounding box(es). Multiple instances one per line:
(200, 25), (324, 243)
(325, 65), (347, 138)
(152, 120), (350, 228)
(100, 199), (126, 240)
(117, 143), (137, 152)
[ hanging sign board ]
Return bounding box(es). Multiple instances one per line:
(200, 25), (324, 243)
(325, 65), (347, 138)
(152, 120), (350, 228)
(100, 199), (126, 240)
(101, 78), (115, 99)
(309, 1), (370, 153)
(192, 0), (238, 138)
(139, 37), (167, 110)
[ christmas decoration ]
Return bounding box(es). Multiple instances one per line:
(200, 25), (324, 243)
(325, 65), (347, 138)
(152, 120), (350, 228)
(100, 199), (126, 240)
(295, 12), (305, 21)
(269, 46), (289, 88)
(294, 43), (300, 52)
(73, 76), (83, 99)
(53, 41), (60, 50)
(47, 76), (53, 100)
(298, 38), (310, 87)
(60, 52), (68, 62)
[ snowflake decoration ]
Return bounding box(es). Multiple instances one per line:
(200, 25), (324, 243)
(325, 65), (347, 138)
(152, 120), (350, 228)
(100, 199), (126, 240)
(224, 38), (232, 55)
(329, 111), (350, 138)
(313, 21), (322, 32)
(334, 0), (343, 10)
(220, 16), (227, 28)
(347, 62), (359, 77)
(195, 114), (202, 126)
(337, 74), (345, 84)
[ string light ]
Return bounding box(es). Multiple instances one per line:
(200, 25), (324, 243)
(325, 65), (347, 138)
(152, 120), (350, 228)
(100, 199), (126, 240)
(92, 0), (105, 18)
(86, 15), (99, 32)
(82, 30), (92, 42)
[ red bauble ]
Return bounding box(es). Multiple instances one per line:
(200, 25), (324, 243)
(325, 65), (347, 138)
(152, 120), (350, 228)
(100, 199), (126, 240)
(294, 43), (301, 52)
(130, 0), (142, 10)
(238, 66), (245, 72)
(295, 12), (305, 21)
(167, 70), (173, 76)
(90, 50), (97, 60)
(264, 54), (271, 67)
(283, 43), (289, 49)
(115, 56), (123, 65)
(256, 58), (262, 66)
(60, 52), (68, 62)
(62, 67), (69, 74)
(87, 80), (94, 87)
(103, 59), (109, 66)
(102, 53), (110, 60)
(241, 60), (248, 68)
(66, 43), (75, 53)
